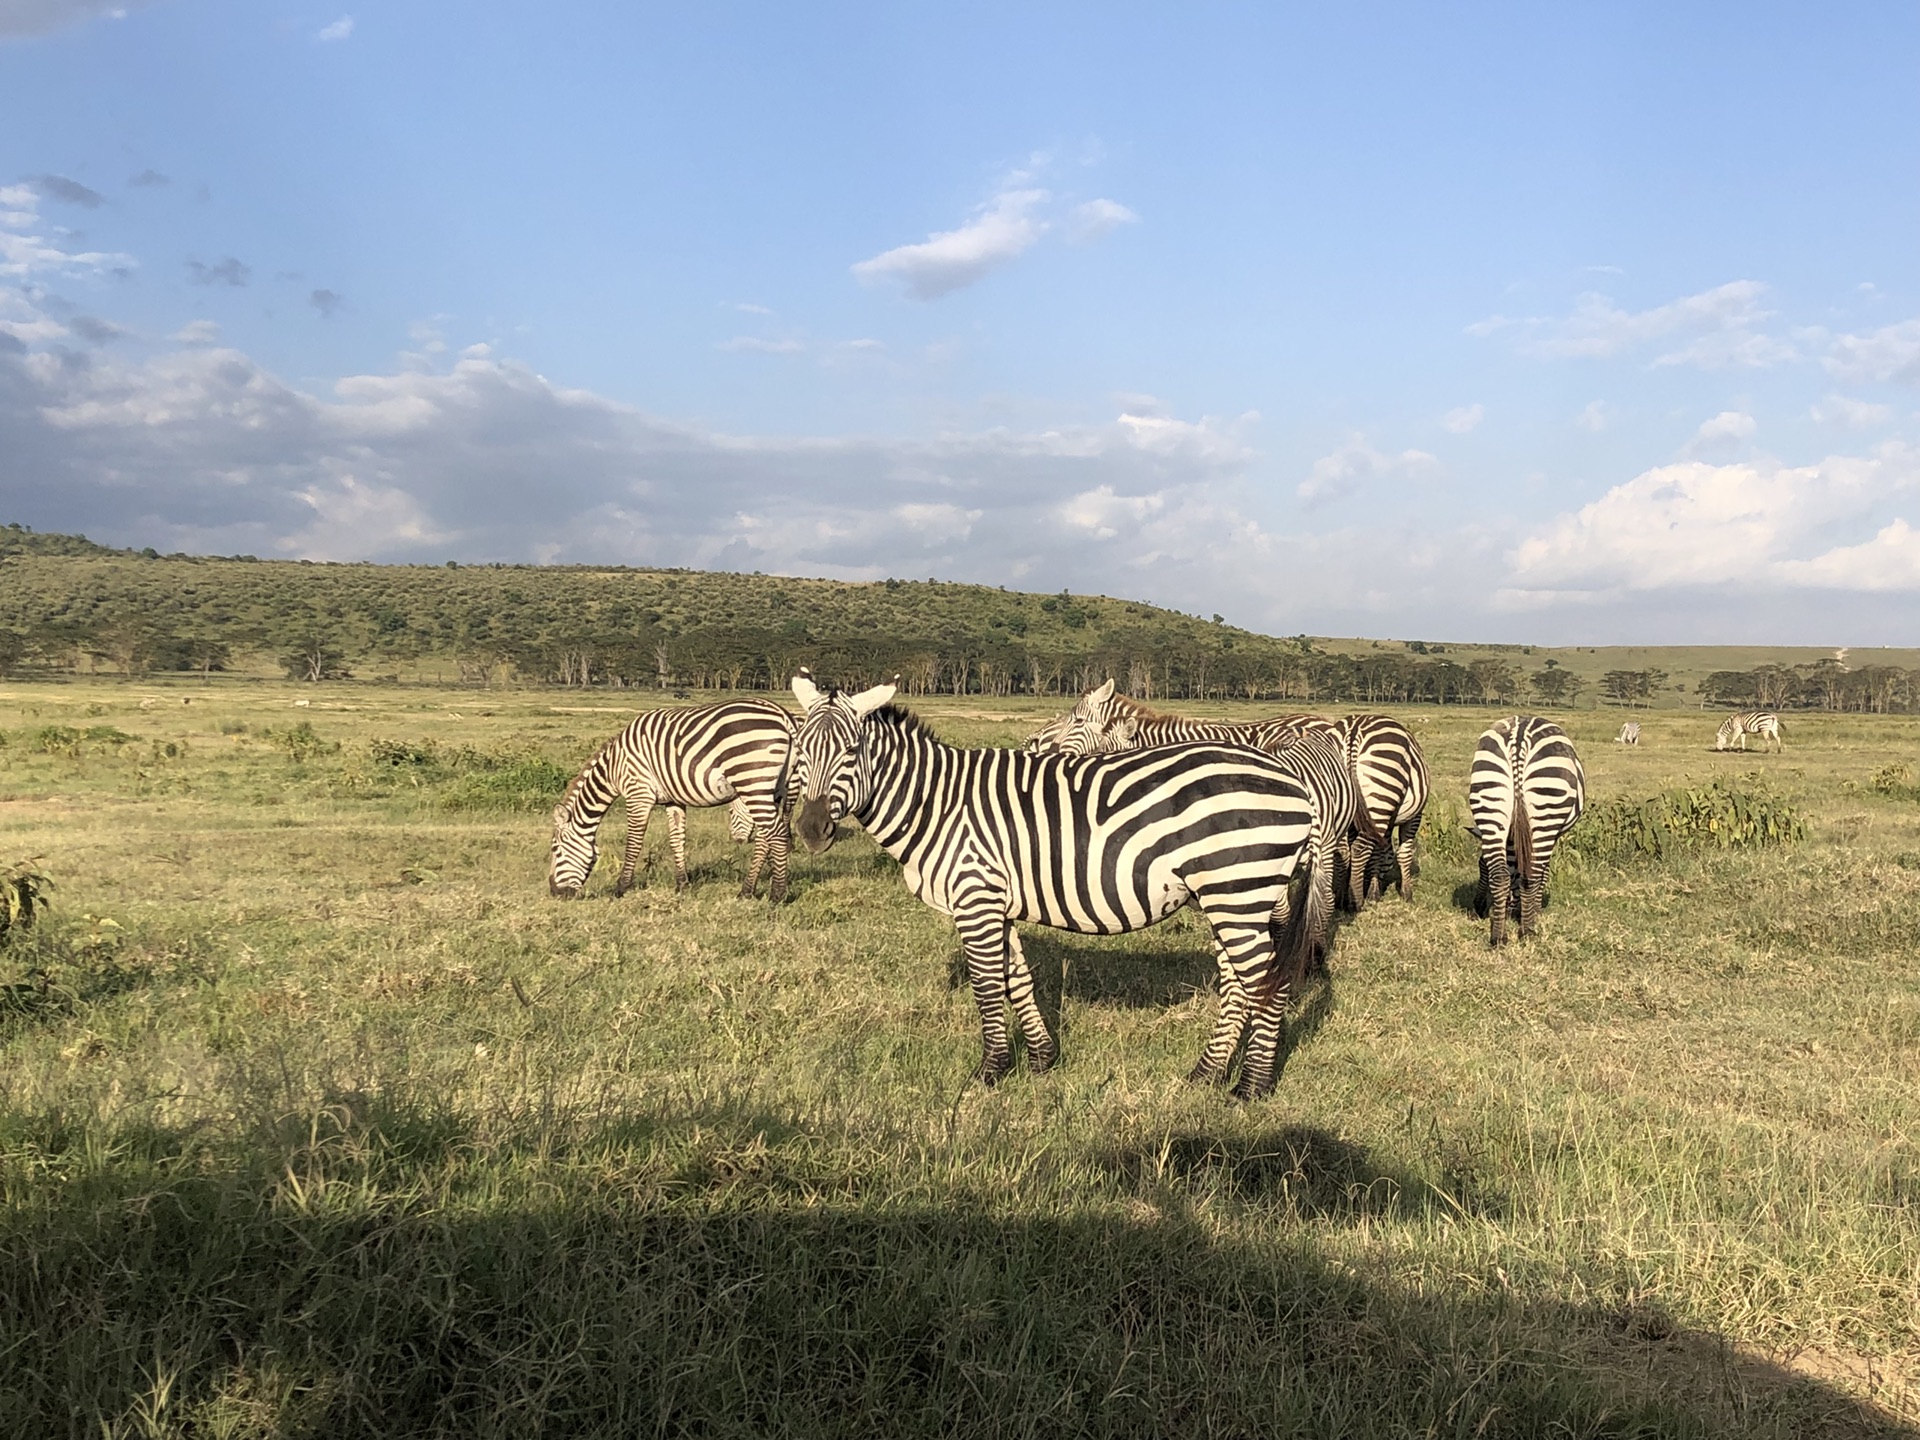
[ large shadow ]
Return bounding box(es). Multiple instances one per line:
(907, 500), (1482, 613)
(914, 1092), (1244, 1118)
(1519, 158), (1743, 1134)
(0, 1098), (1905, 1439)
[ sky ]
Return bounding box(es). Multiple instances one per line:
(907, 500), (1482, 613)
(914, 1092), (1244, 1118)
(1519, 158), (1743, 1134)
(3, 1), (1918, 645)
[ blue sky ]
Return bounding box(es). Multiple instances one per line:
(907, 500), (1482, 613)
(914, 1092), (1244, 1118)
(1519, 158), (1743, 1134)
(4, 1), (1918, 643)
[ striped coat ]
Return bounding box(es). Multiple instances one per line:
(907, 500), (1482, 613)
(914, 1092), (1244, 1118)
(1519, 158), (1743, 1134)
(791, 677), (1320, 1100)
(1715, 712), (1782, 753)
(1468, 715), (1585, 945)
(1615, 722), (1641, 746)
(549, 699), (796, 902)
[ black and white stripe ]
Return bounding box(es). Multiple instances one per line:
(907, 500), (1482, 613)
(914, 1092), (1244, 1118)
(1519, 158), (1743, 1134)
(1468, 715), (1585, 946)
(1615, 722), (1641, 746)
(791, 676), (1320, 1100)
(549, 699), (796, 902)
(1715, 711), (1782, 753)
(1334, 714), (1430, 910)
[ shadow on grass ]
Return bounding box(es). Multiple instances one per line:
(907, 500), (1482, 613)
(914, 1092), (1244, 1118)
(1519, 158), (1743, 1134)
(0, 1102), (1904, 1439)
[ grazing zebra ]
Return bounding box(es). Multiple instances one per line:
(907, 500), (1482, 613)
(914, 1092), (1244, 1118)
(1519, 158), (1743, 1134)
(1715, 711), (1782, 753)
(1615, 722), (1641, 746)
(1335, 714), (1430, 911)
(1468, 716), (1585, 946)
(549, 699), (796, 902)
(1028, 683), (1428, 912)
(789, 675), (1321, 1100)
(1025, 681), (1360, 971)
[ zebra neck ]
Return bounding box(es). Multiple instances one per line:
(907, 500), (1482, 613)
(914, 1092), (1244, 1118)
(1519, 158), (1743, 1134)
(853, 719), (948, 856)
(559, 751), (618, 830)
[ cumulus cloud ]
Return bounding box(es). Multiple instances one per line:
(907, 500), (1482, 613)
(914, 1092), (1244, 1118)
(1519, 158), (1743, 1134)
(1441, 403), (1483, 434)
(316, 15), (353, 41)
(1690, 410), (1755, 445)
(0, 0), (146, 40)
(1067, 198), (1138, 244)
(171, 319), (219, 344)
(68, 314), (123, 344)
(1476, 281), (1795, 369)
(1811, 393), (1894, 429)
(0, 183), (134, 280)
(1574, 400), (1610, 432)
(1297, 435), (1439, 506)
(1504, 445), (1920, 601)
(30, 174), (104, 208)
(1824, 317), (1920, 386)
(852, 187), (1048, 299)
(186, 256), (249, 287)
(309, 288), (344, 318)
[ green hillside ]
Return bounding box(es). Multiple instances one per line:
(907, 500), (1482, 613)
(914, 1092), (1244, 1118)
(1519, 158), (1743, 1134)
(0, 525), (1914, 711)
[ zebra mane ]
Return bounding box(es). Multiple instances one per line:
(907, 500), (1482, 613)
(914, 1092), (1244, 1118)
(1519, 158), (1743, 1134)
(1097, 692), (1177, 724)
(867, 702), (943, 745)
(556, 734), (619, 817)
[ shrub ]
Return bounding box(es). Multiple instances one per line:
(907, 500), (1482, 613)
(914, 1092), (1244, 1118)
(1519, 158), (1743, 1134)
(438, 756), (574, 813)
(263, 721), (336, 762)
(1871, 764), (1919, 801)
(0, 860), (51, 943)
(1564, 778), (1806, 864)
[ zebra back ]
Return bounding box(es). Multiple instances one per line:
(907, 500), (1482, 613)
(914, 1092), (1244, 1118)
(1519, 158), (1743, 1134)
(1469, 715), (1585, 868)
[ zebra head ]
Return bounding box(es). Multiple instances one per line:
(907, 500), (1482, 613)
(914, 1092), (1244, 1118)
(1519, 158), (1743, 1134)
(789, 671), (897, 853)
(548, 799), (597, 899)
(1714, 716), (1736, 750)
(1023, 711), (1070, 755)
(1054, 678), (1138, 755)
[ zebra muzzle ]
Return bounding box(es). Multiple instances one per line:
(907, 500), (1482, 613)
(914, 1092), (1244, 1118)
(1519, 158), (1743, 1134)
(795, 796), (839, 853)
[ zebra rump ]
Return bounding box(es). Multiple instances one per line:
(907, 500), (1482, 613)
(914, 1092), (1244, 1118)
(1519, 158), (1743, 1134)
(1468, 715), (1585, 946)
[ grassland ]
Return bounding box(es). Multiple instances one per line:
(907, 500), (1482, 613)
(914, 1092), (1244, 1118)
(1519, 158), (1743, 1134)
(1, 679), (1917, 1437)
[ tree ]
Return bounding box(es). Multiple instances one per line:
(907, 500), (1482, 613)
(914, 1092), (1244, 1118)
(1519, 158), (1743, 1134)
(1468, 658), (1520, 704)
(1531, 667), (1577, 705)
(281, 634), (350, 682)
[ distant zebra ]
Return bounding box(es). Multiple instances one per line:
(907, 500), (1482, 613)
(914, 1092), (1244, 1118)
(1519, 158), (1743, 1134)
(1028, 683), (1428, 911)
(549, 699), (796, 902)
(1468, 716), (1586, 946)
(791, 675), (1321, 1100)
(1715, 711), (1782, 753)
(1026, 681), (1359, 971)
(1615, 722), (1640, 746)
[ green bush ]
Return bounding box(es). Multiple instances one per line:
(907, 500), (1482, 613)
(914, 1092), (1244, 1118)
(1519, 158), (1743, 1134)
(262, 721), (336, 761)
(1564, 778), (1806, 863)
(437, 756), (574, 812)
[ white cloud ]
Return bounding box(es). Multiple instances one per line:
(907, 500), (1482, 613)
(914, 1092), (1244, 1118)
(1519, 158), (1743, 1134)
(1476, 281), (1794, 369)
(1810, 394), (1893, 429)
(1824, 317), (1920, 386)
(171, 319), (220, 344)
(0, 183), (135, 280)
(0, 0), (144, 40)
(1504, 446), (1920, 600)
(716, 336), (803, 354)
(316, 15), (353, 41)
(731, 301), (773, 315)
(1441, 403), (1483, 434)
(1692, 410), (1755, 444)
(1574, 400), (1610, 432)
(1778, 518), (1920, 591)
(1067, 198), (1138, 244)
(1297, 435), (1439, 506)
(852, 187), (1048, 299)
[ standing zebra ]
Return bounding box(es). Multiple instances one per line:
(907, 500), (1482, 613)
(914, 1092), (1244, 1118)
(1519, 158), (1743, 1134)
(789, 675), (1321, 1100)
(549, 699), (796, 902)
(1029, 683), (1428, 912)
(1715, 712), (1782, 753)
(1615, 722), (1641, 746)
(1468, 716), (1585, 946)
(1025, 681), (1360, 970)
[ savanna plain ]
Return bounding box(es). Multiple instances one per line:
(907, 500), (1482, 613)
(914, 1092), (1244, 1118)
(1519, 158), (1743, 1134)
(1, 680), (1917, 1439)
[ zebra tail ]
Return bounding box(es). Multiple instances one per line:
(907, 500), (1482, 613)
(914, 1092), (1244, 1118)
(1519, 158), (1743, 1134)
(1511, 786), (1534, 888)
(1270, 854), (1328, 1002)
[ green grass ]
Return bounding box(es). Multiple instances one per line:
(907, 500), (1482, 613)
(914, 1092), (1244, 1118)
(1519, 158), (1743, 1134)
(0, 683), (1917, 1436)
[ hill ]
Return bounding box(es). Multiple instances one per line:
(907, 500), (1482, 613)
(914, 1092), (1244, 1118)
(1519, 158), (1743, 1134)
(0, 528), (1914, 711)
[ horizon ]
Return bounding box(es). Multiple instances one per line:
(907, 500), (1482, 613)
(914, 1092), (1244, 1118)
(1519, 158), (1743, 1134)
(4, 3), (1918, 646)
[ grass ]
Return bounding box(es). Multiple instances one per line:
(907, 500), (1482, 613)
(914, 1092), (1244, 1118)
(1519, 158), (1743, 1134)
(0, 681), (1917, 1437)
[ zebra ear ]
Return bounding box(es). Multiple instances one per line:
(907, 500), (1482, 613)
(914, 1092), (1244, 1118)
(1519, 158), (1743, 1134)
(1090, 678), (1116, 705)
(791, 671), (824, 711)
(846, 680), (896, 717)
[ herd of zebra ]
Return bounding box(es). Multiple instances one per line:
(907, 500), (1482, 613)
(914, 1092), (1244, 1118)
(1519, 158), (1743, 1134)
(546, 677), (1612, 1098)
(1613, 711), (1785, 752)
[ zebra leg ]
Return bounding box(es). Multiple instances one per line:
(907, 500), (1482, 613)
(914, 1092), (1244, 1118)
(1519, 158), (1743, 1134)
(1218, 921), (1287, 1102)
(1188, 934), (1249, 1085)
(1519, 859), (1546, 938)
(1307, 837), (1337, 972)
(667, 806), (691, 891)
(1395, 813), (1424, 902)
(1345, 832), (1376, 912)
(741, 826), (770, 899)
(953, 899), (1017, 1087)
(764, 815), (792, 906)
(1004, 927), (1056, 1074)
(613, 792), (657, 897)
(1485, 846), (1513, 947)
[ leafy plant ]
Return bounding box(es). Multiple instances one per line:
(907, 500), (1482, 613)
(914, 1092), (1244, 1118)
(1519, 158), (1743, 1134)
(1565, 778), (1806, 863)
(1871, 764), (1919, 801)
(264, 721), (336, 762)
(0, 860), (51, 943)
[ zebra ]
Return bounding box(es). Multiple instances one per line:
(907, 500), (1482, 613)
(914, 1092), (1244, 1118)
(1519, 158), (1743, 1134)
(1028, 683), (1428, 912)
(789, 674), (1322, 1100)
(1615, 722), (1641, 746)
(1468, 715), (1585, 946)
(1335, 713), (1430, 911)
(1715, 711), (1782, 753)
(549, 699), (796, 903)
(1025, 681), (1361, 971)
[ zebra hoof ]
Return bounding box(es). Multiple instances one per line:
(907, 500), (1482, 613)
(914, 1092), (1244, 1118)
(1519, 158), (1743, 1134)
(1028, 1044), (1058, 1076)
(735, 885), (756, 901)
(1185, 1063), (1227, 1086)
(612, 880), (631, 898)
(976, 1053), (1013, 1088)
